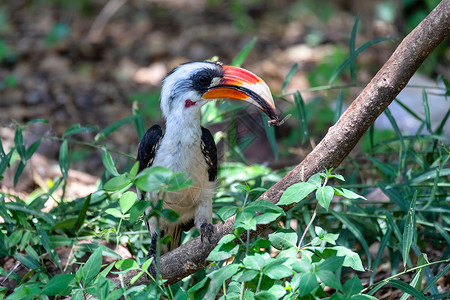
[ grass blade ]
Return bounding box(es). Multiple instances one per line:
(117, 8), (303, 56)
(231, 36), (257, 67)
(349, 16), (359, 82)
(14, 127), (26, 163)
(422, 263), (450, 294)
(434, 222), (450, 246)
(329, 36), (395, 83)
(333, 89), (344, 124)
(389, 279), (427, 300)
(281, 63), (298, 94)
(294, 91), (308, 144)
(75, 194), (91, 232)
(422, 89), (432, 133)
(101, 148), (120, 177)
(370, 227), (392, 285)
(394, 98), (424, 121)
(94, 115), (137, 143)
(38, 227), (62, 270)
(59, 140), (69, 180)
(385, 211), (403, 246)
(434, 108), (450, 136)
(402, 191), (417, 268)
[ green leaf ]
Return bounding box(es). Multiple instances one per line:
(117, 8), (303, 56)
(234, 210), (256, 231)
(268, 229), (297, 250)
(0, 150), (13, 178)
(25, 139), (41, 160)
(236, 269), (259, 282)
(63, 124), (97, 137)
(317, 256), (344, 272)
(254, 212), (281, 225)
(120, 191), (137, 214)
(263, 263), (292, 280)
(38, 227), (62, 269)
(205, 264), (240, 298)
(52, 217), (78, 230)
(13, 161), (25, 187)
(281, 63), (298, 93)
(294, 91), (308, 144)
(329, 36), (395, 83)
(231, 36), (257, 67)
(389, 279), (427, 300)
(14, 127), (26, 163)
(247, 199), (284, 214)
(59, 140), (69, 179)
(101, 148), (119, 177)
(207, 237), (238, 261)
(115, 259), (139, 271)
(82, 246), (103, 287)
(422, 89), (432, 133)
(299, 272), (319, 297)
(128, 162), (140, 180)
(278, 182), (316, 206)
(103, 174), (132, 191)
(316, 186), (334, 211)
(217, 205), (238, 222)
(42, 274), (74, 296)
(255, 291), (277, 300)
(166, 172), (194, 191)
(75, 194), (91, 231)
(343, 275), (363, 297)
(243, 254), (266, 271)
(317, 269), (342, 291)
(334, 187), (366, 200)
(15, 253), (40, 269)
(105, 208), (123, 219)
(134, 166), (173, 192)
(402, 191), (417, 267)
(94, 115), (137, 142)
(312, 246), (364, 272)
(330, 211), (371, 269)
(292, 259), (313, 273)
(308, 173), (323, 187)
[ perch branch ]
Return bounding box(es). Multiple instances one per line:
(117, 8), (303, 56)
(117, 0), (450, 287)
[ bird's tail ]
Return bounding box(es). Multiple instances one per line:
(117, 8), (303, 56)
(167, 219), (195, 251)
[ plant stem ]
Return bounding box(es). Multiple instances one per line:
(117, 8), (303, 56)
(362, 258), (450, 293)
(239, 281), (245, 300)
(298, 208), (317, 248)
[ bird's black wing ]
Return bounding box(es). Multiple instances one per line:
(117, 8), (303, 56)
(137, 124), (163, 173)
(201, 126), (217, 182)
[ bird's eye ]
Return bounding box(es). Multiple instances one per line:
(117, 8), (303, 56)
(198, 75), (210, 85)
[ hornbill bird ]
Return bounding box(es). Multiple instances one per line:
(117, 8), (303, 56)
(137, 61), (279, 256)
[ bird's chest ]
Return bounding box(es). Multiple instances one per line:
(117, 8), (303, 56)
(152, 133), (209, 209)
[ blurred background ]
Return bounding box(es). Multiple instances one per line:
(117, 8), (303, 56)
(0, 0), (448, 190)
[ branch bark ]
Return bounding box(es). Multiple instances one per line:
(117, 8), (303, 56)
(118, 0), (450, 287)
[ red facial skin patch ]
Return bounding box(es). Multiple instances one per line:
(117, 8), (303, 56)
(185, 99), (196, 108)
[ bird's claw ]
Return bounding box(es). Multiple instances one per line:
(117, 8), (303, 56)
(200, 223), (214, 243)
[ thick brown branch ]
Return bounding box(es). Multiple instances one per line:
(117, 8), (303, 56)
(119, 0), (450, 287)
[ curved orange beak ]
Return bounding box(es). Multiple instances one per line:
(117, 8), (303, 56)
(202, 65), (279, 124)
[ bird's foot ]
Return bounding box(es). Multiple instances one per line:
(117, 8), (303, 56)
(145, 232), (158, 278)
(200, 223), (214, 243)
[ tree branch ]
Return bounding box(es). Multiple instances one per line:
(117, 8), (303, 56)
(119, 0), (450, 287)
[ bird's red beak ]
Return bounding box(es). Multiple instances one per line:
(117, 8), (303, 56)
(202, 65), (279, 124)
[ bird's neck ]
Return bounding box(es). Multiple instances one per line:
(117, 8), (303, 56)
(164, 108), (202, 147)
